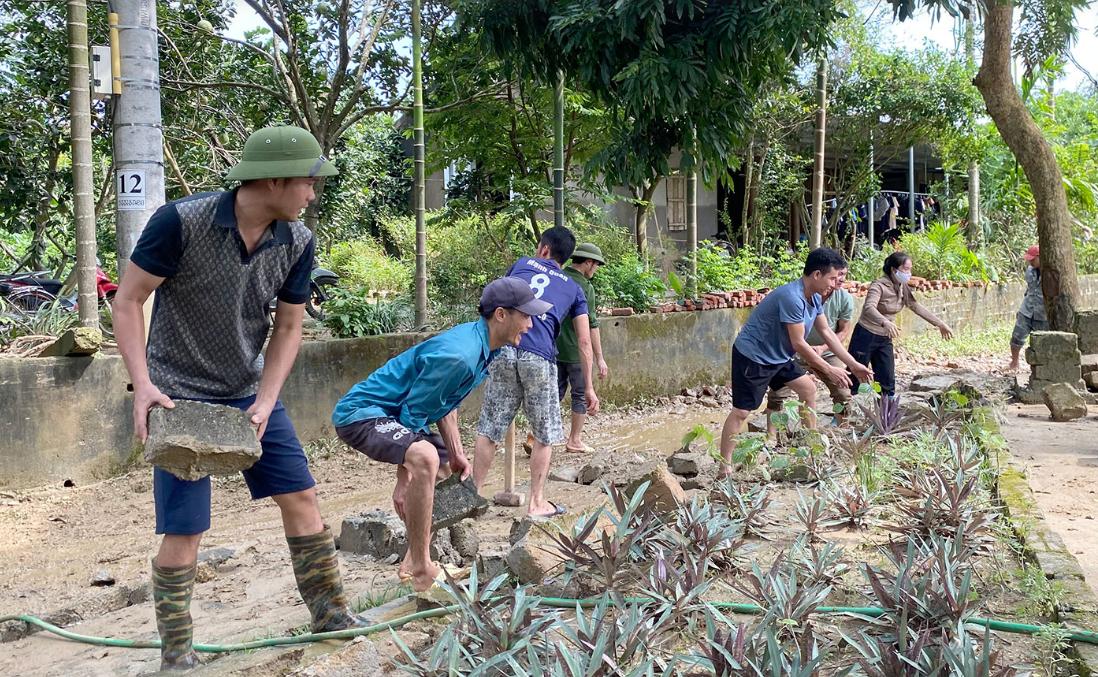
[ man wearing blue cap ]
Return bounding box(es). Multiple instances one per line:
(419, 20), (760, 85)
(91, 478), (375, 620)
(333, 277), (551, 591)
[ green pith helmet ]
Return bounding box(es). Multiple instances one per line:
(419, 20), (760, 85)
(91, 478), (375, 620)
(225, 126), (338, 181)
(571, 242), (606, 264)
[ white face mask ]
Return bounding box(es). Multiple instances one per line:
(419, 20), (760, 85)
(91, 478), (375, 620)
(894, 271), (912, 285)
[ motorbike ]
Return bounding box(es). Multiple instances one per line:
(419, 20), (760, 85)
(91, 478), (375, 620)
(1, 266), (118, 337)
(267, 267), (339, 320)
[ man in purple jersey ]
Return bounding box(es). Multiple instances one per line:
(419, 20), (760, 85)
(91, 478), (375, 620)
(472, 226), (598, 519)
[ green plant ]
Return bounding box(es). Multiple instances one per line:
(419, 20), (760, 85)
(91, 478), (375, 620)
(0, 299), (79, 347)
(711, 479), (772, 539)
(591, 250), (667, 311)
(898, 222), (991, 282)
(325, 237), (410, 295)
(848, 237), (887, 283)
(794, 489), (838, 542)
(321, 290), (413, 338)
(1032, 624), (1072, 676)
(790, 539), (849, 587)
(826, 481), (875, 529)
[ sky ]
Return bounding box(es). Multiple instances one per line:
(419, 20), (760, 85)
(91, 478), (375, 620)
(227, 1), (1098, 93)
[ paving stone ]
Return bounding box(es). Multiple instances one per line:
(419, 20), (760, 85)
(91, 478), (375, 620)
(144, 401), (261, 481)
(339, 510), (407, 559)
(1033, 364), (1083, 384)
(1030, 331), (1080, 357)
(1043, 382), (1088, 422)
(1082, 354), (1098, 375)
(431, 474), (489, 530)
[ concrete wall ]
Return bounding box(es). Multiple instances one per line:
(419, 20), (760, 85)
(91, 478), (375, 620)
(6, 275), (1098, 489)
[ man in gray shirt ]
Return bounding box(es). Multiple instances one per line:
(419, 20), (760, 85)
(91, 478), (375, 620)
(767, 268), (856, 431)
(1009, 245), (1048, 370)
(114, 126), (365, 670)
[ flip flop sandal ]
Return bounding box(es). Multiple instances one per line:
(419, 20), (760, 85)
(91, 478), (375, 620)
(529, 500), (567, 521)
(564, 442), (593, 453)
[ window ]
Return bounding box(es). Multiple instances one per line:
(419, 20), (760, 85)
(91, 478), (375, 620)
(666, 175), (686, 231)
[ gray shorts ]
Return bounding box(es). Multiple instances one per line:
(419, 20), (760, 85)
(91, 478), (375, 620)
(557, 361), (586, 414)
(477, 346), (565, 445)
(1012, 312), (1048, 348)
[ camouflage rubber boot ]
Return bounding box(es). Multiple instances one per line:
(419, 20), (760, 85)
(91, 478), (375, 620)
(286, 526), (367, 632)
(151, 560), (201, 671)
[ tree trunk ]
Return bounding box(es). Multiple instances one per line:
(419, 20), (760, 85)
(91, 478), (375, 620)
(740, 136), (755, 247)
(67, 0), (99, 327)
(412, 0), (427, 327)
(964, 18), (981, 247)
(750, 142), (769, 252)
(30, 145), (61, 271)
(552, 70), (565, 229)
(810, 57), (827, 249)
(973, 1), (1079, 331)
(686, 167), (697, 299)
(633, 179), (658, 254)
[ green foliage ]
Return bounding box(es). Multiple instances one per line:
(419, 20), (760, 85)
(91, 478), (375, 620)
(325, 238), (410, 295)
(460, 0), (843, 188)
(0, 299), (79, 347)
(898, 322), (1013, 361)
(320, 289), (413, 338)
(847, 237), (887, 283)
(898, 222), (994, 282)
(690, 241), (808, 294)
(590, 250), (667, 312)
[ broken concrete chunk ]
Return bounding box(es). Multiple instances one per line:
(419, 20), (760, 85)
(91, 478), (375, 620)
(90, 569), (115, 587)
(666, 452), (716, 478)
(1030, 331), (1080, 357)
(38, 327), (103, 357)
(625, 465), (686, 515)
(339, 510), (407, 559)
(432, 474), (489, 531)
(548, 466), (580, 483)
(430, 528), (462, 566)
(144, 401), (261, 481)
(448, 519), (480, 560)
(1043, 382), (1088, 422)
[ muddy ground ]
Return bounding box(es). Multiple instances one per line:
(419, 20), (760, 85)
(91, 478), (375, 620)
(0, 339), (1081, 675)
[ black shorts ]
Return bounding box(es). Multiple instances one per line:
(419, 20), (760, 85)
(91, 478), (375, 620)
(336, 417), (449, 466)
(731, 345), (805, 412)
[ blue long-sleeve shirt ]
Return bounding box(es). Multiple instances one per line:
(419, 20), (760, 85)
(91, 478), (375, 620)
(332, 319), (495, 432)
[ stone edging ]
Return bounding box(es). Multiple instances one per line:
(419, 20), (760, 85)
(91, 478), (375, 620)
(991, 429), (1098, 672)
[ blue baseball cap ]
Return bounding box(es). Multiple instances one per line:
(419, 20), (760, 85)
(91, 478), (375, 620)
(479, 277), (552, 316)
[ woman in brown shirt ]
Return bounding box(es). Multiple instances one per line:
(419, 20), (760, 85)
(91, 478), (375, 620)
(849, 251), (953, 396)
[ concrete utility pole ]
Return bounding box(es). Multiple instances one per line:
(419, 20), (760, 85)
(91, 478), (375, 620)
(112, 0), (165, 277)
(686, 164), (698, 299)
(810, 57), (827, 248)
(908, 146), (916, 227)
(66, 0), (98, 327)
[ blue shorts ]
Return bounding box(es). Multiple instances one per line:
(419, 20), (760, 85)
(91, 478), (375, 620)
(154, 395), (315, 535)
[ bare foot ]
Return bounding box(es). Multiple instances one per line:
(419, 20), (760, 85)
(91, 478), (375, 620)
(409, 561), (442, 592)
(1007, 362), (1020, 372)
(527, 500), (564, 519)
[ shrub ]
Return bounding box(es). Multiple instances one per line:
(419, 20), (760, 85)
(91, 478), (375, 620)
(321, 287), (414, 338)
(325, 238), (410, 295)
(592, 250), (668, 311)
(847, 237), (887, 282)
(898, 222), (993, 282)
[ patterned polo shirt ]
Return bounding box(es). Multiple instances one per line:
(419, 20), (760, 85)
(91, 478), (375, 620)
(130, 189), (314, 399)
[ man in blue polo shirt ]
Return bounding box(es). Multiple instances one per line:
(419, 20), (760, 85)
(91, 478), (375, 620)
(472, 226), (598, 519)
(333, 278), (551, 592)
(114, 126), (362, 671)
(720, 248), (872, 478)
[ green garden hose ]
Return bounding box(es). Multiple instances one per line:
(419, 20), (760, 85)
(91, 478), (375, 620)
(3, 595), (1098, 653)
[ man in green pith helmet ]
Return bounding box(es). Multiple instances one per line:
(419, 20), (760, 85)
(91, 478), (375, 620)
(113, 125), (366, 671)
(555, 242), (608, 452)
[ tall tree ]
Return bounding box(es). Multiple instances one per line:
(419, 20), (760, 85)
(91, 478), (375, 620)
(65, 0), (98, 325)
(889, 0), (1088, 331)
(457, 0), (843, 253)
(810, 56), (827, 249)
(412, 0), (427, 326)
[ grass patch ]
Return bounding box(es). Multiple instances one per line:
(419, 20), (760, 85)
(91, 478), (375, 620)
(897, 322), (1012, 360)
